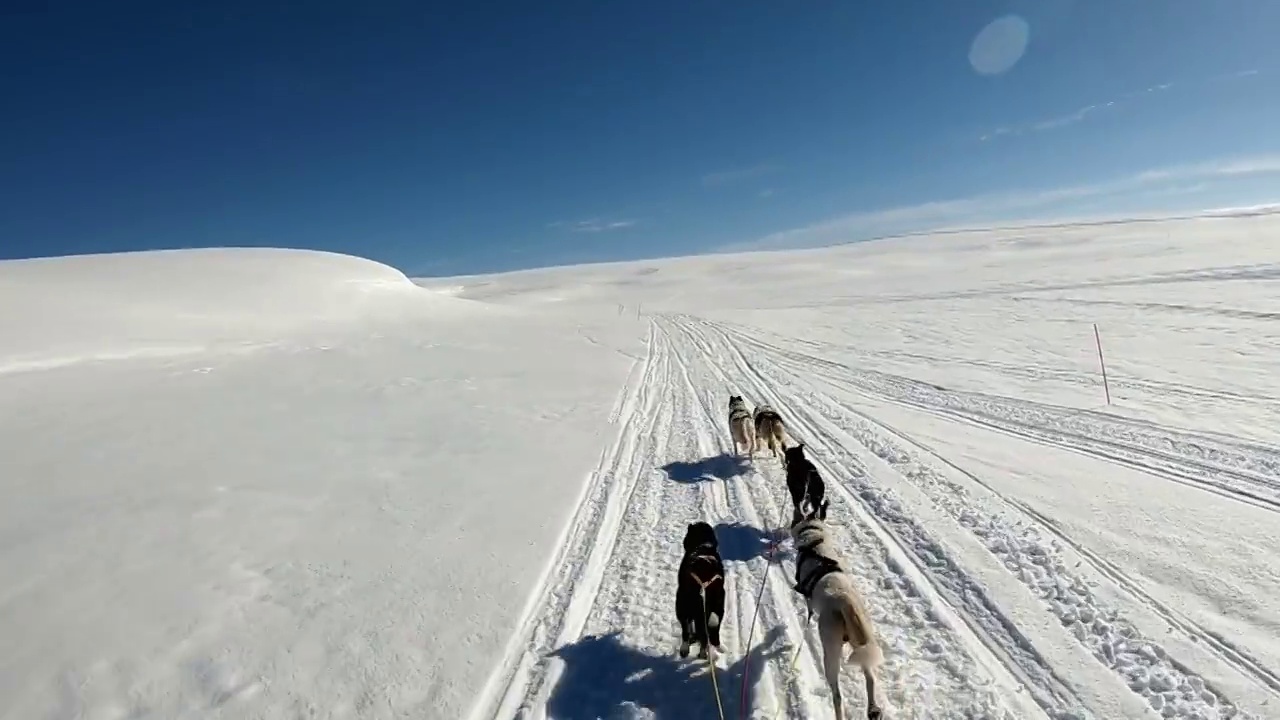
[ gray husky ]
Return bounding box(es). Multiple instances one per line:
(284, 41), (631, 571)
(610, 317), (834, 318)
(791, 514), (884, 720)
(728, 395), (754, 456)
(752, 404), (788, 459)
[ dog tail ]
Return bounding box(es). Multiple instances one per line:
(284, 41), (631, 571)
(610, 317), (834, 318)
(839, 596), (883, 667)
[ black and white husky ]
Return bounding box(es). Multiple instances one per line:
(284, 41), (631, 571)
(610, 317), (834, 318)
(675, 521), (726, 659)
(791, 514), (884, 720)
(728, 395), (754, 456)
(783, 443), (829, 527)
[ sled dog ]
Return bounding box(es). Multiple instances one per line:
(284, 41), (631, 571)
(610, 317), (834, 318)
(753, 404), (788, 459)
(676, 521), (727, 659)
(783, 443), (829, 527)
(728, 395), (755, 456)
(791, 514), (884, 720)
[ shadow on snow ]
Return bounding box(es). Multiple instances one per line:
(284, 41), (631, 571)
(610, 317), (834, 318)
(546, 626), (787, 720)
(713, 522), (786, 563)
(660, 453), (751, 484)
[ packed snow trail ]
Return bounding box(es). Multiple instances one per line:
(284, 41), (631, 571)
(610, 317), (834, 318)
(668, 314), (1275, 720)
(475, 319), (1066, 719)
(712, 321), (1280, 515)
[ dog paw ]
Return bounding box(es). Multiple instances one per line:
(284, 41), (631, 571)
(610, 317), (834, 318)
(867, 706), (883, 720)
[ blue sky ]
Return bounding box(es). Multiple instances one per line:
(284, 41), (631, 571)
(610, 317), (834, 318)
(2, 1), (1278, 276)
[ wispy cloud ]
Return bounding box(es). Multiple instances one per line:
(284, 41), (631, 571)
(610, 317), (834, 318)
(981, 70), (1262, 142)
(701, 163), (778, 188)
(721, 154), (1280, 252)
(757, 188), (776, 199)
(981, 98), (1124, 141)
(548, 218), (637, 233)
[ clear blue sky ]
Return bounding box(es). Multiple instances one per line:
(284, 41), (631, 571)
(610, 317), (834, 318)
(3, 2), (1278, 276)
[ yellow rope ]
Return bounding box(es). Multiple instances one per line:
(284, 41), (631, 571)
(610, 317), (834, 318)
(700, 588), (727, 720)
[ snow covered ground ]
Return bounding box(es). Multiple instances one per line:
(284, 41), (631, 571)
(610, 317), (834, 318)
(4, 211), (1280, 720)
(1, 249), (645, 719)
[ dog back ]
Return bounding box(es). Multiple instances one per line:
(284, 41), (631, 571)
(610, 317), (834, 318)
(754, 407), (782, 431)
(680, 552), (724, 588)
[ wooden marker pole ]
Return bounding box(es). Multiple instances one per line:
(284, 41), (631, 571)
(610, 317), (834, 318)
(1094, 323), (1111, 405)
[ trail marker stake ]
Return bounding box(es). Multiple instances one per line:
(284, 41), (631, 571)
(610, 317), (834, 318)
(1094, 323), (1111, 405)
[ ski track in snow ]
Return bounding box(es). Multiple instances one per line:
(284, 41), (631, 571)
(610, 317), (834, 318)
(662, 319), (1044, 720)
(669, 317), (1088, 720)
(753, 333), (1280, 410)
(716, 321), (1280, 515)
(678, 314), (1269, 720)
(474, 310), (1276, 720)
(476, 318), (1065, 720)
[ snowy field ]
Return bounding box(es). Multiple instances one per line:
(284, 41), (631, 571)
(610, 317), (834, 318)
(4, 212), (1280, 720)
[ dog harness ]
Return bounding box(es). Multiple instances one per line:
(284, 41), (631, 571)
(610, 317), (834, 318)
(686, 543), (723, 588)
(793, 550), (842, 598)
(689, 569), (724, 589)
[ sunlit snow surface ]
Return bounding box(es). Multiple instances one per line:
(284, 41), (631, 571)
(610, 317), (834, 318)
(4, 215), (1280, 720)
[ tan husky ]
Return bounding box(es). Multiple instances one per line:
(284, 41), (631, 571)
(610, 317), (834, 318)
(791, 515), (884, 720)
(728, 395), (755, 456)
(752, 404), (788, 459)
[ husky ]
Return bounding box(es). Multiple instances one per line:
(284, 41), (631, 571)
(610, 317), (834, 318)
(753, 404), (788, 459)
(783, 443), (829, 527)
(728, 395), (755, 456)
(791, 514), (884, 720)
(675, 521), (727, 659)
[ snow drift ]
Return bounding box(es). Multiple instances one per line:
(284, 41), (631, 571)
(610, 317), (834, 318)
(0, 247), (644, 720)
(0, 247), (499, 374)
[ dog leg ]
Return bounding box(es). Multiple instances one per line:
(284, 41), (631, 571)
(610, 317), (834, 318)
(863, 667), (882, 720)
(822, 625), (846, 720)
(707, 610), (725, 651)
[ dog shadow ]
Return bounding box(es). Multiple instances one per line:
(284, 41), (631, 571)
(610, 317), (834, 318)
(660, 454), (751, 484)
(545, 626), (786, 720)
(714, 522), (785, 563)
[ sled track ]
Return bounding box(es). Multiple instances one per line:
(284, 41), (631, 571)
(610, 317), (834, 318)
(470, 320), (824, 720)
(467, 323), (668, 720)
(675, 314), (1270, 720)
(662, 326), (825, 719)
(663, 319), (1051, 720)
(474, 317), (1060, 719)
(711, 320), (1280, 515)
(663, 316), (1081, 720)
